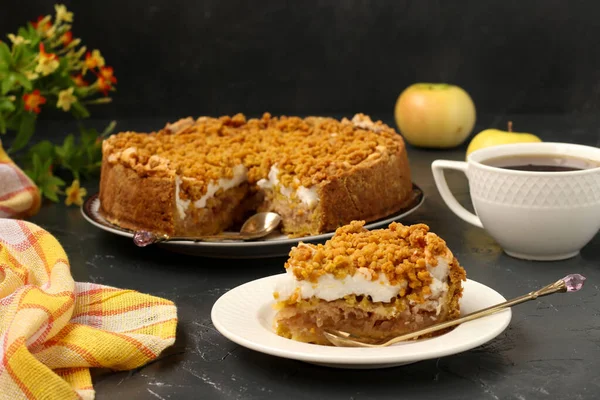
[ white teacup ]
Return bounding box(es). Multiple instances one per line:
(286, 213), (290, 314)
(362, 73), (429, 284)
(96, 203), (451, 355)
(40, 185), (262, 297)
(432, 142), (600, 260)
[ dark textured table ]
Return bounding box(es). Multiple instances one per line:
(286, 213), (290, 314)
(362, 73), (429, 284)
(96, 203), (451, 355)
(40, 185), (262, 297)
(27, 115), (600, 400)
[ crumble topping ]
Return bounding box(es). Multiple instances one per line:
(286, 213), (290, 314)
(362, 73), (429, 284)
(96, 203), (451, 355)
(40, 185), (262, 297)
(348, 113), (386, 132)
(102, 113), (402, 197)
(285, 221), (466, 304)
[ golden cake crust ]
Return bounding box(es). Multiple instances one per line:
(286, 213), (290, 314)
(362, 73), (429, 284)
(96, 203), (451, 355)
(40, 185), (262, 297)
(99, 113), (413, 237)
(100, 162), (176, 234)
(317, 148), (412, 233)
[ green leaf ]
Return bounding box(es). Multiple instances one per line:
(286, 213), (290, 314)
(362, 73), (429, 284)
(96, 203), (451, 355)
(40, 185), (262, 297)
(12, 45), (23, 66)
(56, 132), (90, 180)
(0, 71), (31, 94)
(25, 140), (55, 168)
(18, 26), (40, 44)
(5, 111), (21, 131)
(31, 140), (55, 156)
(44, 175), (66, 195)
(0, 42), (11, 67)
(28, 151), (65, 203)
(101, 120), (117, 137)
(17, 27), (29, 38)
(27, 152), (43, 182)
(0, 98), (16, 112)
(55, 134), (74, 165)
(79, 125), (97, 144)
(23, 166), (34, 179)
(14, 54), (33, 71)
(66, 134), (75, 152)
(41, 156), (54, 176)
(70, 101), (90, 119)
(9, 111), (36, 153)
(13, 72), (32, 91)
(42, 184), (59, 202)
(1, 73), (17, 95)
(0, 114), (5, 134)
(81, 135), (96, 152)
(80, 125), (103, 165)
(48, 175), (65, 187)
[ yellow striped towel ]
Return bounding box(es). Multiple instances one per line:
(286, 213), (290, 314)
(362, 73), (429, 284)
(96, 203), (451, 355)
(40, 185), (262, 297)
(0, 140), (41, 219)
(0, 219), (178, 399)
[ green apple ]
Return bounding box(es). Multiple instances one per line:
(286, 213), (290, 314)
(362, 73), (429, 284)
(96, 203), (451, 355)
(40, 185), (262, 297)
(466, 122), (541, 157)
(394, 83), (476, 148)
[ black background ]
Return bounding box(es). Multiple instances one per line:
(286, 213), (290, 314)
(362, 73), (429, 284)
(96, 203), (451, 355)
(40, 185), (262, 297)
(4, 1), (600, 119)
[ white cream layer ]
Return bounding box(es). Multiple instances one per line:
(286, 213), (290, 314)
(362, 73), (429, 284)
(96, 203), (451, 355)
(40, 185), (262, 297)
(257, 165), (319, 209)
(427, 256), (449, 298)
(275, 256), (451, 306)
(174, 164), (248, 219)
(194, 164), (248, 208)
(296, 186), (319, 209)
(275, 268), (404, 303)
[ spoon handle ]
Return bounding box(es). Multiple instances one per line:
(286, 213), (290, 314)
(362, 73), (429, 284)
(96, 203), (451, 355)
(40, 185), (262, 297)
(381, 277), (570, 347)
(133, 230), (261, 246)
(162, 232), (246, 242)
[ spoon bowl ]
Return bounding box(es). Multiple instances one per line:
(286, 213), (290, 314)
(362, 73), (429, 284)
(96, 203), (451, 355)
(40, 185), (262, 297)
(241, 212), (282, 237)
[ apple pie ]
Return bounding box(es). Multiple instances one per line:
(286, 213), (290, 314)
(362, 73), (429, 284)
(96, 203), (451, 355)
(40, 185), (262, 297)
(99, 113), (414, 237)
(273, 221), (466, 345)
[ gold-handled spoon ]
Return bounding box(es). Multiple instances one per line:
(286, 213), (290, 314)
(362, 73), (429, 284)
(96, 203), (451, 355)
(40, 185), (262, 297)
(133, 212), (282, 247)
(323, 274), (586, 348)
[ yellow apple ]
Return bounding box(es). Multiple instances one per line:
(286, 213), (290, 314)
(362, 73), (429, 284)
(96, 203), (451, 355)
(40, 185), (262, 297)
(394, 83), (476, 148)
(466, 122), (541, 157)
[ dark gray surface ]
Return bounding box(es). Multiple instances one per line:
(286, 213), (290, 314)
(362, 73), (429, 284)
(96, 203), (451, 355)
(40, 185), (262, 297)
(28, 115), (600, 400)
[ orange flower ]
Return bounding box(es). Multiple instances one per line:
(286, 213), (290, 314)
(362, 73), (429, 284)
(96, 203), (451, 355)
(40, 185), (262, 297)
(23, 90), (47, 114)
(99, 66), (117, 84)
(65, 179), (87, 206)
(96, 76), (113, 95)
(61, 31), (73, 45)
(32, 16), (51, 33)
(39, 43), (57, 60)
(84, 49), (105, 71)
(72, 74), (88, 87)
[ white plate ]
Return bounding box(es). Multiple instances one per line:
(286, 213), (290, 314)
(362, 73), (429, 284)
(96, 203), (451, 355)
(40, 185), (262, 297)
(81, 184), (424, 258)
(211, 275), (511, 369)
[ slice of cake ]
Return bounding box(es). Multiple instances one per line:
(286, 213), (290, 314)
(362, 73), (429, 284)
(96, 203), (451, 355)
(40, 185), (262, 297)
(99, 113), (414, 238)
(273, 221), (466, 345)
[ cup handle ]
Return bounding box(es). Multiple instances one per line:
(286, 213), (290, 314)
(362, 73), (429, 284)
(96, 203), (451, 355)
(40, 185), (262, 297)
(431, 160), (483, 228)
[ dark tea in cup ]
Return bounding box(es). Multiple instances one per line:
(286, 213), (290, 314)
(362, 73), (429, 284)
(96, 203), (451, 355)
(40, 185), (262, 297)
(482, 154), (600, 172)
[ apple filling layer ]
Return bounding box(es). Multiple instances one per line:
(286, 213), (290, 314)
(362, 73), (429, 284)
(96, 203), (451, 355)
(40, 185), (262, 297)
(274, 285), (462, 345)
